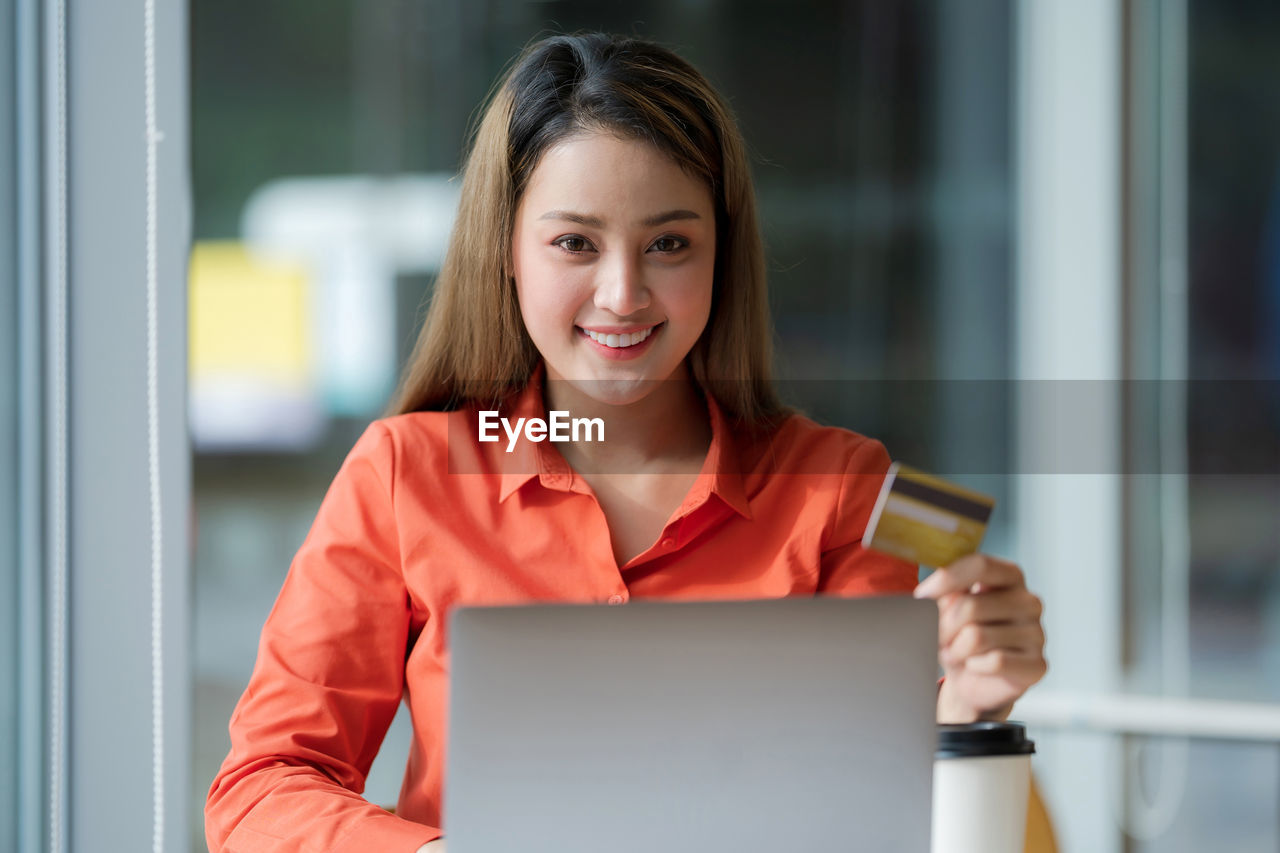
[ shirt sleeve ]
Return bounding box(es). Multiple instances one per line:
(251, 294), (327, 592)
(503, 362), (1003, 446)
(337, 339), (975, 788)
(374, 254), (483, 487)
(205, 422), (440, 853)
(817, 436), (919, 596)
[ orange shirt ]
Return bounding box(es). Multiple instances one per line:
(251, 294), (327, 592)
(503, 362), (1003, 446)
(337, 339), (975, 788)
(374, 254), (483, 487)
(205, 366), (916, 852)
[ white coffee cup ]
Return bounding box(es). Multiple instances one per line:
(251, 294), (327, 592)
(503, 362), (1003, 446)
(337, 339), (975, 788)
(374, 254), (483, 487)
(931, 721), (1035, 853)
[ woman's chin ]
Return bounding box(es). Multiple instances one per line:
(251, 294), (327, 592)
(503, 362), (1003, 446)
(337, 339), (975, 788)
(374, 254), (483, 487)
(543, 351), (692, 410)
(560, 375), (661, 409)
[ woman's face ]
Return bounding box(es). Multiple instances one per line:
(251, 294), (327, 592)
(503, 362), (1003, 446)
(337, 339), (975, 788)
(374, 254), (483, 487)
(510, 131), (716, 407)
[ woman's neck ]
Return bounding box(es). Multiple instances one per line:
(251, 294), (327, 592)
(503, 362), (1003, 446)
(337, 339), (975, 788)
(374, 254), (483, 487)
(542, 364), (712, 475)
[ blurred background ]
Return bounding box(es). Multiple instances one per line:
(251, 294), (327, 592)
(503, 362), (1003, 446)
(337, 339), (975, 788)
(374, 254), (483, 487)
(3, 0), (1279, 851)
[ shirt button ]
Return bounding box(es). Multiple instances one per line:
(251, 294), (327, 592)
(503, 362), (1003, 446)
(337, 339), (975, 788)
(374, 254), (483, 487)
(607, 594), (626, 605)
(661, 537), (676, 549)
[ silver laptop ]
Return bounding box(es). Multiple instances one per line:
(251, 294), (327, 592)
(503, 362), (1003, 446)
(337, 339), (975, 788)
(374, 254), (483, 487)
(445, 597), (938, 852)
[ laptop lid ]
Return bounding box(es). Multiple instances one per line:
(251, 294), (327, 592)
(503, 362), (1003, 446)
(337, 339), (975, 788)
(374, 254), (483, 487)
(445, 596), (938, 853)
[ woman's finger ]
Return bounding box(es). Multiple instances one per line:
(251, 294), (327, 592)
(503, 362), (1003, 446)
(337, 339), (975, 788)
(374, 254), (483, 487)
(962, 647), (1049, 680)
(941, 622), (1045, 668)
(913, 553), (1025, 600)
(937, 588), (1043, 647)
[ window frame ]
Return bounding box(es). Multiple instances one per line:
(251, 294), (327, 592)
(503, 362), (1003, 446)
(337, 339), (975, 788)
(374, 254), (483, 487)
(8, 0), (192, 850)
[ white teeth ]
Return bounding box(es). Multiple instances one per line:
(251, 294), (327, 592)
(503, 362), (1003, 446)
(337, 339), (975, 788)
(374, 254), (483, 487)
(585, 327), (654, 348)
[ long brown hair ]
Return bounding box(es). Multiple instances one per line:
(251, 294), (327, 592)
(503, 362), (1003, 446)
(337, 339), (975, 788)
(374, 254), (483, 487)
(389, 32), (787, 428)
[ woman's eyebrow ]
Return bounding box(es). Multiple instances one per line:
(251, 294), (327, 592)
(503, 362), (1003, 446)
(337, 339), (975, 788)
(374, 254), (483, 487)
(537, 209), (702, 228)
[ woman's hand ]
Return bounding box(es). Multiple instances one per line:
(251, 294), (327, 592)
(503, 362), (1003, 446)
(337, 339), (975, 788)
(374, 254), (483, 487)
(913, 553), (1047, 723)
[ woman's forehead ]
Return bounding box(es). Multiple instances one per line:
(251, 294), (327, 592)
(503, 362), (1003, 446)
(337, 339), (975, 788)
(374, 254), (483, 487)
(520, 132), (714, 221)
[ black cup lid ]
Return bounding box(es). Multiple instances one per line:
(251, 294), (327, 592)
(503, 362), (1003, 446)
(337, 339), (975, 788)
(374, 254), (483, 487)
(935, 721), (1036, 759)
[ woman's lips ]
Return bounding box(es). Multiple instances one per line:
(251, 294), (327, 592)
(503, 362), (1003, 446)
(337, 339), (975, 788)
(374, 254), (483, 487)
(577, 322), (662, 360)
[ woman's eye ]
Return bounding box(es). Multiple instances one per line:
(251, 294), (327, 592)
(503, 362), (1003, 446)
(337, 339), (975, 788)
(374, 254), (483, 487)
(553, 236), (592, 254)
(650, 236), (688, 254)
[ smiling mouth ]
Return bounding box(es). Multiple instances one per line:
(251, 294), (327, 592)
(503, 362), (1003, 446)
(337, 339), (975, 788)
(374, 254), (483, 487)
(578, 324), (661, 349)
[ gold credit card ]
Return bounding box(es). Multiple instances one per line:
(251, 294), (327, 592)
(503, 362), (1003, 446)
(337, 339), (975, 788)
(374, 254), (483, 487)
(861, 463), (995, 568)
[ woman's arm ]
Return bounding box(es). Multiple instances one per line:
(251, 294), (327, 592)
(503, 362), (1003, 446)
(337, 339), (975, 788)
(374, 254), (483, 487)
(205, 424), (440, 852)
(817, 437), (1047, 720)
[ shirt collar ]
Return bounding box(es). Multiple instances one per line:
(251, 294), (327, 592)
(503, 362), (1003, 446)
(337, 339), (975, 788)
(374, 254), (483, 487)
(495, 361), (561, 501)
(700, 390), (752, 519)
(495, 361), (752, 520)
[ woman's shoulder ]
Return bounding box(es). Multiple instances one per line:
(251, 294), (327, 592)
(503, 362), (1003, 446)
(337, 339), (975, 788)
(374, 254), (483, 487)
(345, 410), (459, 474)
(375, 409), (456, 442)
(352, 405), (502, 481)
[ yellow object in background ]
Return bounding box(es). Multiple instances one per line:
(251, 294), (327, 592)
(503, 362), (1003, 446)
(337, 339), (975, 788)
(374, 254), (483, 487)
(1025, 777), (1059, 853)
(188, 241), (326, 451)
(188, 241), (312, 385)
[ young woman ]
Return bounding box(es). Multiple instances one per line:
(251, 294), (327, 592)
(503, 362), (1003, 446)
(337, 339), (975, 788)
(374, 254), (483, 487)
(205, 32), (1047, 853)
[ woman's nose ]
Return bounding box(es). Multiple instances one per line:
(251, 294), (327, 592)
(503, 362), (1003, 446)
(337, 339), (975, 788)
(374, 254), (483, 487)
(593, 253), (651, 317)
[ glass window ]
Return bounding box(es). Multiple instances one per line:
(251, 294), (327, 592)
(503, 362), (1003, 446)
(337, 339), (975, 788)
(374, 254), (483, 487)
(1182, 0), (1280, 701)
(1122, 0), (1280, 849)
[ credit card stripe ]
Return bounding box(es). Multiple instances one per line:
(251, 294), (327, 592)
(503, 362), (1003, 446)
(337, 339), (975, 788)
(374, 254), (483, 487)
(883, 495), (960, 533)
(891, 477), (993, 523)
